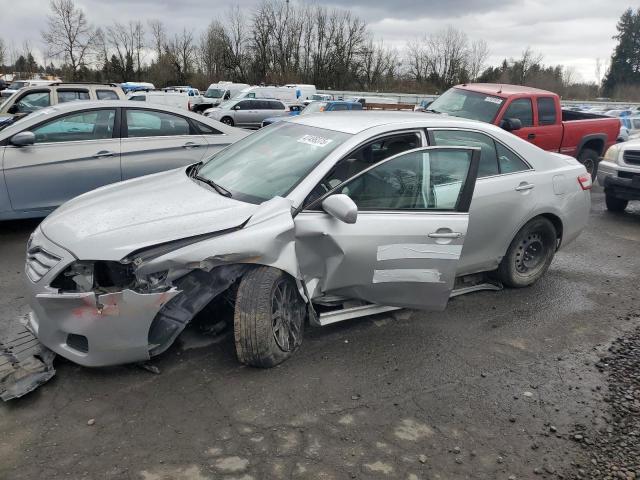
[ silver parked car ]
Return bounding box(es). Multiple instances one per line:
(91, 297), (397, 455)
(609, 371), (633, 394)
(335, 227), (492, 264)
(25, 112), (591, 369)
(204, 98), (289, 128)
(0, 100), (249, 220)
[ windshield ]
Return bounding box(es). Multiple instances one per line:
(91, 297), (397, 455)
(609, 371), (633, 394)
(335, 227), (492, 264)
(7, 81), (27, 90)
(205, 88), (225, 98)
(302, 102), (327, 114)
(196, 122), (351, 203)
(428, 88), (505, 123)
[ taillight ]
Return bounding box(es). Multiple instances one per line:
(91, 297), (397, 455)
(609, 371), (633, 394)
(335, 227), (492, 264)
(188, 101), (192, 110)
(577, 173), (592, 190)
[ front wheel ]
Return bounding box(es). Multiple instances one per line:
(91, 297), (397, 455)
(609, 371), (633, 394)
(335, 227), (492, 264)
(234, 267), (305, 368)
(578, 148), (599, 180)
(605, 194), (628, 212)
(220, 116), (234, 126)
(496, 217), (557, 288)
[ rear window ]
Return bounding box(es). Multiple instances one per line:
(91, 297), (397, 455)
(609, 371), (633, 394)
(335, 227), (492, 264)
(537, 97), (556, 125)
(97, 90), (119, 100)
(57, 90), (90, 103)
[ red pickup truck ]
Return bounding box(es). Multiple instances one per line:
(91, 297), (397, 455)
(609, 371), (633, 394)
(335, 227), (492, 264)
(426, 83), (620, 177)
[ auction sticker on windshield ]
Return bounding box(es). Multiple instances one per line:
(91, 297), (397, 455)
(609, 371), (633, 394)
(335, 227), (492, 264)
(298, 134), (334, 147)
(484, 96), (502, 104)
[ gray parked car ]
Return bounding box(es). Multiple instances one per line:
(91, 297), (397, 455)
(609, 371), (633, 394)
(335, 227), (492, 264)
(0, 100), (249, 220)
(203, 98), (289, 128)
(24, 112), (590, 369)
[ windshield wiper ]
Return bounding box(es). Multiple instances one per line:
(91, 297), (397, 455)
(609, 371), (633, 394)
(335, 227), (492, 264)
(425, 108), (441, 114)
(189, 163), (232, 197)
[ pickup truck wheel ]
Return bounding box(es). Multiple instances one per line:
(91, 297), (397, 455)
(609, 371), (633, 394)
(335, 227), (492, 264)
(234, 267), (305, 368)
(496, 217), (557, 288)
(578, 148), (599, 180)
(220, 116), (234, 126)
(605, 194), (628, 212)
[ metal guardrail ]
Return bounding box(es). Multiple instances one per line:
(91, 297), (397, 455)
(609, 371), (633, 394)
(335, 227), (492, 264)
(318, 89), (640, 109)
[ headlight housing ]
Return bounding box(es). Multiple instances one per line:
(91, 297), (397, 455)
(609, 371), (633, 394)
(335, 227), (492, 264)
(603, 144), (621, 164)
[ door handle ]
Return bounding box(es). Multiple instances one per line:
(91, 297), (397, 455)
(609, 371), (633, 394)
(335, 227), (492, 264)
(93, 150), (115, 158)
(428, 232), (462, 239)
(515, 183), (535, 192)
(183, 142), (199, 149)
(527, 133), (536, 140)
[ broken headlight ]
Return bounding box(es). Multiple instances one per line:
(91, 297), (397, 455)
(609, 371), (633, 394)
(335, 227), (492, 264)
(51, 261), (136, 293)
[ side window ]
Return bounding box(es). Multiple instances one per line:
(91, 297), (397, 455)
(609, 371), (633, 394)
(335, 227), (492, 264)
(57, 90), (90, 103)
(305, 132), (421, 207)
(125, 110), (190, 138)
(503, 98), (533, 127)
(273, 101), (286, 110)
(496, 142), (530, 174)
(129, 95), (145, 101)
(331, 104), (348, 111)
(194, 121), (222, 135)
(96, 90), (119, 100)
(431, 130), (499, 178)
(537, 97), (556, 125)
(338, 149), (473, 211)
(15, 91), (51, 113)
(31, 109), (116, 143)
(236, 100), (252, 110)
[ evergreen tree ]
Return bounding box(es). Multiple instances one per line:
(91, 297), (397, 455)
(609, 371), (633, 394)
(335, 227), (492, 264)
(603, 8), (640, 95)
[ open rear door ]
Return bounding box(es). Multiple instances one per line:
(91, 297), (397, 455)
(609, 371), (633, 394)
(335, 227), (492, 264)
(295, 146), (480, 310)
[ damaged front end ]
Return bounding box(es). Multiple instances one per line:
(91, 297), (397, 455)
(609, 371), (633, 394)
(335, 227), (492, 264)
(25, 196), (301, 368)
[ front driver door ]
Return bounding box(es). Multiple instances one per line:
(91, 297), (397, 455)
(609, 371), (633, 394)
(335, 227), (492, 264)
(295, 146), (480, 310)
(3, 108), (121, 213)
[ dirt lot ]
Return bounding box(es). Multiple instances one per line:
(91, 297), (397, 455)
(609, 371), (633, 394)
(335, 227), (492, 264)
(0, 187), (639, 480)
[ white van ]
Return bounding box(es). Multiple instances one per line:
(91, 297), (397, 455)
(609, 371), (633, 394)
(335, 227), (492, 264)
(233, 86), (299, 102)
(347, 96), (397, 106)
(284, 84), (317, 101)
(1, 79), (62, 98)
(199, 82), (250, 112)
(127, 91), (190, 110)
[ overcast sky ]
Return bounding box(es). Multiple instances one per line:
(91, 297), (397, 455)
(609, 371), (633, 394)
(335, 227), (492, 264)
(0, 0), (631, 83)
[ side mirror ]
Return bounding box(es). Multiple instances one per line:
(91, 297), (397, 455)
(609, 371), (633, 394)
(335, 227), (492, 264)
(500, 118), (522, 132)
(322, 194), (358, 224)
(233, 105), (241, 110)
(11, 131), (35, 146)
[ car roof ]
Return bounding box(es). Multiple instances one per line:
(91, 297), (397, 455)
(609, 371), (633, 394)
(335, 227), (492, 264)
(286, 110), (492, 134)
(456, 83), (556, 97)
(0, 100), (217, 138)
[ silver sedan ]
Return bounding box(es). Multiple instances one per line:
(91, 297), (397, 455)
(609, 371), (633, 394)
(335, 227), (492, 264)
(24, 112), (591, 368)
(0, 100), (249, 220)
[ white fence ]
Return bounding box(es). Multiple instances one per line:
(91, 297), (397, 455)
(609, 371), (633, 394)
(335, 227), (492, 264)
(318, 89), (640, 109)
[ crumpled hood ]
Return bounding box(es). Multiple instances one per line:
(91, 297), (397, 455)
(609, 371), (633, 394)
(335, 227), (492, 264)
(41, 168), (259, 261)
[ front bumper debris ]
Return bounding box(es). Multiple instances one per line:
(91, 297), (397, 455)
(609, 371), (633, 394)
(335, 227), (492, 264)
(1, 322), (56, 401)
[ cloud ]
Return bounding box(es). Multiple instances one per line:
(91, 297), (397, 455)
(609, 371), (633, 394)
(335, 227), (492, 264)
(2, 0), (628, 83)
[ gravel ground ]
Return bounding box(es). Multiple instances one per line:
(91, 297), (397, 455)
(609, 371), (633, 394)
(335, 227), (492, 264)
(0, 187), (639, 480)
(561, 326), (640, 480)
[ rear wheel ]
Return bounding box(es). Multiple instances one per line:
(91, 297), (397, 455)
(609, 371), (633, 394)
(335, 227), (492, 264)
(496, 217), (557, 288)
(578, 148), (599, 180)
(605, 194), (628, 212)
(234, 267), (305, 368)
(220, 116), (234, 126)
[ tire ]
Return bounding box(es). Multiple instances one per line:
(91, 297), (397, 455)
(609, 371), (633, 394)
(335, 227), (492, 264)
(605, 194), (628, 212)
(496, 217), (557, 288)
(234, 267), (305, 368)
(220, 116), (234, 126)
(578, 148), (599, 180)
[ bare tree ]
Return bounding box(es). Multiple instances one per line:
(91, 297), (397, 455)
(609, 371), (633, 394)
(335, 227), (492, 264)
(467, 39), (489, 81)
(148, 20), (166, 62)
(0, 38), (6, 71)
(42, 0), (97, 80)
